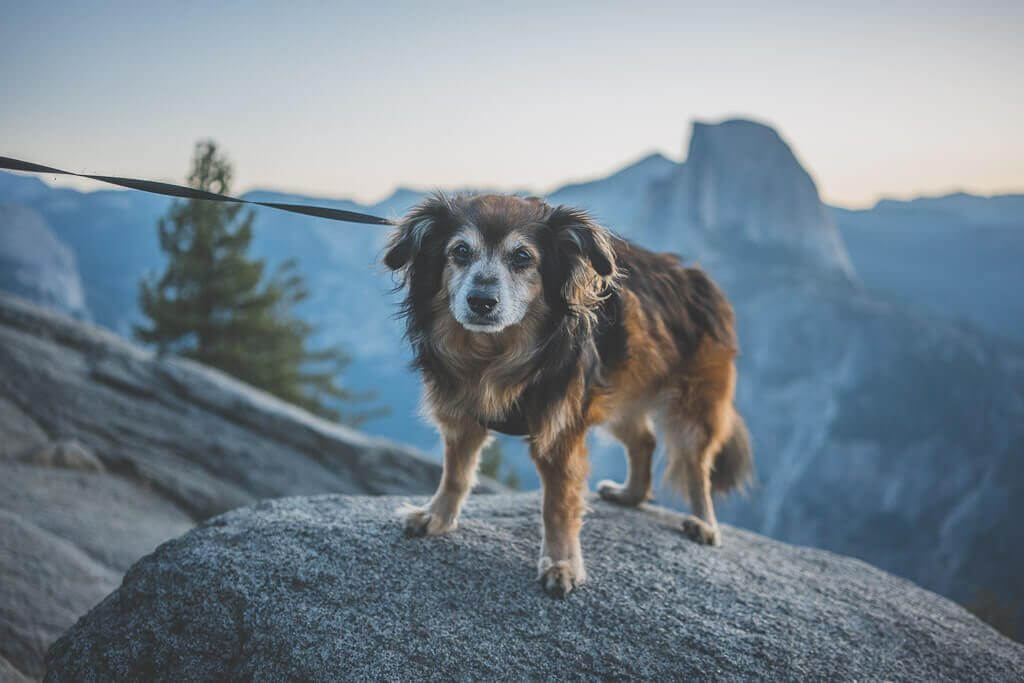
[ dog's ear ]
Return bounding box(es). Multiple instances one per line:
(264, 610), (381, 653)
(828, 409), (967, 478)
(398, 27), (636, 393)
(543, 206), (618, 319)
(383, 192), (454, 271)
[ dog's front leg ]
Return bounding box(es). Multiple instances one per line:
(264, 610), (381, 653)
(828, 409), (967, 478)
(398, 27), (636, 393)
(532, 427), (588, 597)
(401, 419), (488, 536)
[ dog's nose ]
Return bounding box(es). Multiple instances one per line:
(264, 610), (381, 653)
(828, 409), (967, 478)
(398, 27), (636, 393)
(467, 294), (498, 315)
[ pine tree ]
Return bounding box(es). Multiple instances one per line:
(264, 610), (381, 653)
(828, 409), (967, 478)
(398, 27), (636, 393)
(135, 140), (380, 425)
(479, 439), (521, 490)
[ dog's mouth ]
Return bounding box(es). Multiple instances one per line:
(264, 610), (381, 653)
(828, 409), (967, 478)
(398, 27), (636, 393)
(460, 313), (507, 333)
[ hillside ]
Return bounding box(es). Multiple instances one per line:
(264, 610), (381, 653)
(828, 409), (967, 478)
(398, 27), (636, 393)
(45, 494), (1024, 681)
(0, 293), (500, 680)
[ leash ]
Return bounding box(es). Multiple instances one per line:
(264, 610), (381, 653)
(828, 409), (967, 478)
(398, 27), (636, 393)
(0, 156), (395, 226)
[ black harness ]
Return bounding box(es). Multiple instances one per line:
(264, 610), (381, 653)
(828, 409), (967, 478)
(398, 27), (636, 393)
(482, 411), (530, 436)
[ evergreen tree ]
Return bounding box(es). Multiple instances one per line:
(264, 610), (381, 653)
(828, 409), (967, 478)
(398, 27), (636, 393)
(135, 140), (379, 425)
(479, 439), (521, 490)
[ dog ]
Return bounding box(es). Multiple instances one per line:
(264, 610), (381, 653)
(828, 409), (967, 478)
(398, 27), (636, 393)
(385, 192), (752, 597)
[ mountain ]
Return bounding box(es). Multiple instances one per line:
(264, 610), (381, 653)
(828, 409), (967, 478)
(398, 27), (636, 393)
(1, 118), (1022, 636)
(833, 192), (1024, 342)
(0, 172), (51, 204)
(0, 204), (87, 319)
(874, 192), (1024, 225)
(546, 151), (677, 231)
(672, 119), (854, 276)
(0, 173), (169, 336)
(549, 119), (857, 284)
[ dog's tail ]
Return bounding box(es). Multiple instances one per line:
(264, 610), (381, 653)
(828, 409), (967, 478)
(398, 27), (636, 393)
(711, 408), (753, 494)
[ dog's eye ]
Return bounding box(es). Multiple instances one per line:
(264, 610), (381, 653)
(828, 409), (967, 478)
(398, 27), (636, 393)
(510, 247), (533, 269)
(450, 243), (472, 265)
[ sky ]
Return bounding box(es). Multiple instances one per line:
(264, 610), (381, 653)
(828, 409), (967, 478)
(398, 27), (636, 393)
(1, 1), (1021, 208)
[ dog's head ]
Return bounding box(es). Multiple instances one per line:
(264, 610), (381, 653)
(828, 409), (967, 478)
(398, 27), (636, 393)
(385, 193), (617, 335)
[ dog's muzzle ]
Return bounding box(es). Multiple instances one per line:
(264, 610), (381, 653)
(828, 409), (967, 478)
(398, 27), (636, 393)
(467, 291), (498, 317)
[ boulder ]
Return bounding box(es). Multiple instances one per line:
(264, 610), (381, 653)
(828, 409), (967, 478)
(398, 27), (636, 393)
(46, 494), (1023, 681)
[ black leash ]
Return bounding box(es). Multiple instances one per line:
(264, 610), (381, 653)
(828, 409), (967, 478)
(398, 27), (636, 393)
(0, 156), (395, 226)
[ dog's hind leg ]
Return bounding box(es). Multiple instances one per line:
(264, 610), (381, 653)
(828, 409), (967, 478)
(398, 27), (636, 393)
(663, 346), (736, 546)
(663, 413), (729, 546)
(597, 414), (656, 506)
(400, 419), (488, 536)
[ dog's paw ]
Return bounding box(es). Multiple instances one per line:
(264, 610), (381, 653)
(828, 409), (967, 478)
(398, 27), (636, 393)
(681, 516), (721, 546)
(596, 479), (648, 506)
(537, 556), (586, 598)
(397, 504), (456, 537)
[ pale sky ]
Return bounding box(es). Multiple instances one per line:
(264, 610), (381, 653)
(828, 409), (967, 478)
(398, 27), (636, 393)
(1, 1), (1021, 208)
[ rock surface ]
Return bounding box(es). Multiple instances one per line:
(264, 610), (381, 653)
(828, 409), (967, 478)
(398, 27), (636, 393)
(46, 494), (1024, 681)
(0, 204), (88, 318)
(0, 293), (491, 680)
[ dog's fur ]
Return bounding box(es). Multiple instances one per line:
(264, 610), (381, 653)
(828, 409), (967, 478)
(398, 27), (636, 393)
(386, 193), (752, 596)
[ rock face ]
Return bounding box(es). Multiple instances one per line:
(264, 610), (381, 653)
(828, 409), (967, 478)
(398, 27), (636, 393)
(0, 293), (491, 680)
(670, 119), (854, 277)
(46, 494), (1024, 681)
(0, 204), (88, 318)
